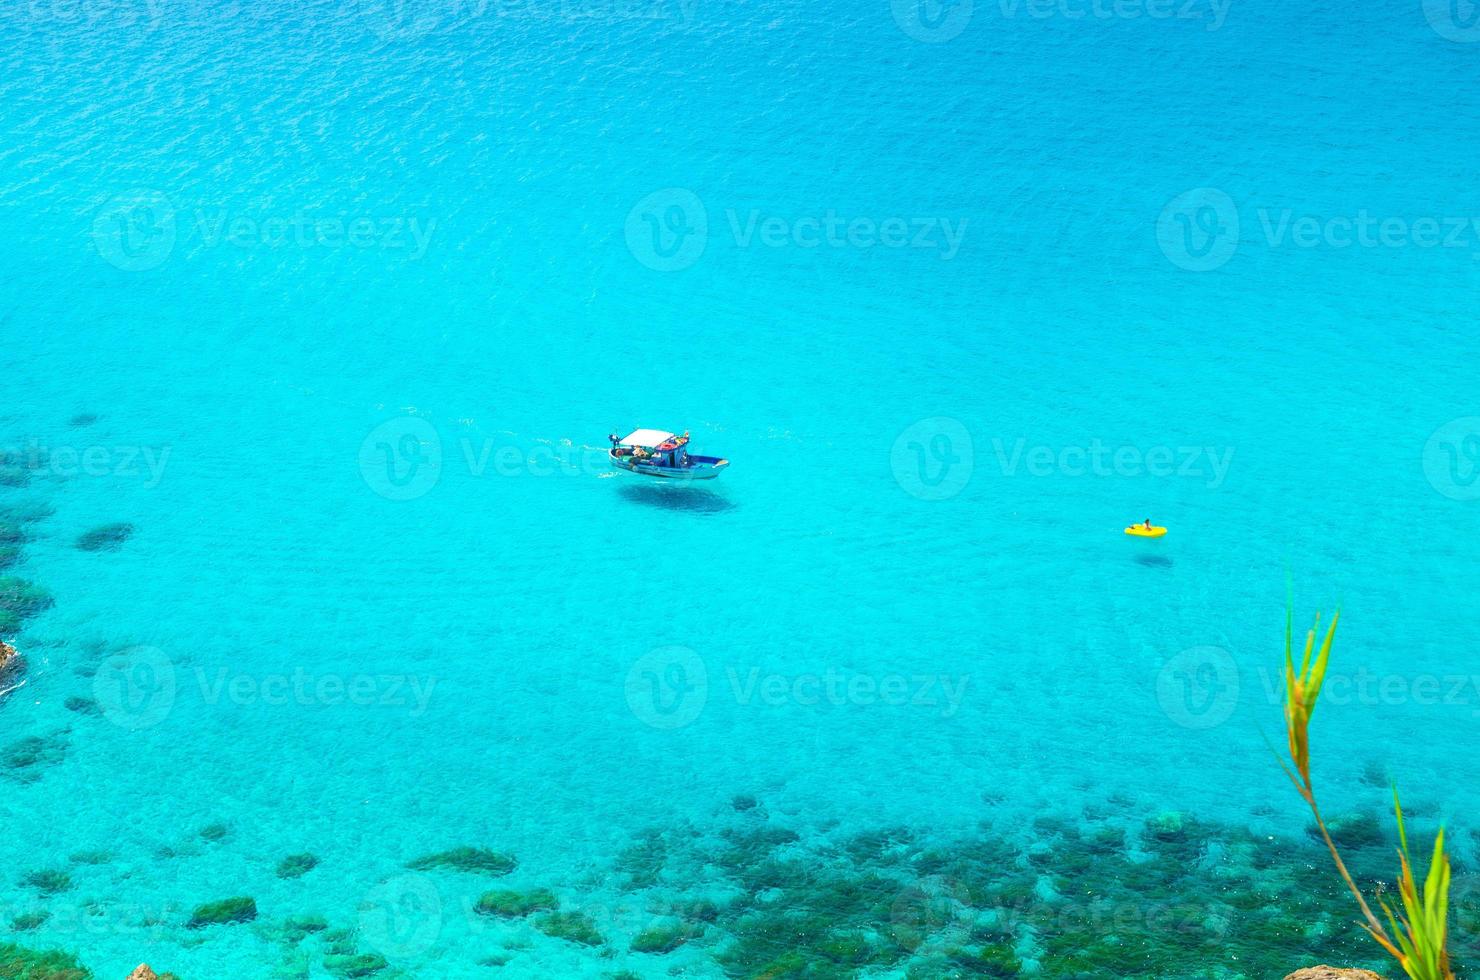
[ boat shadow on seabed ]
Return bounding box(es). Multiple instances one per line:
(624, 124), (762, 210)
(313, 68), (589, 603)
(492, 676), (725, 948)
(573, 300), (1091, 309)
(617, 483), (736, 515)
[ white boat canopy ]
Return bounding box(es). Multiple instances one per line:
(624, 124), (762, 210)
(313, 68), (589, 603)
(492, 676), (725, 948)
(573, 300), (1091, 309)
(618, 428), (677, 448)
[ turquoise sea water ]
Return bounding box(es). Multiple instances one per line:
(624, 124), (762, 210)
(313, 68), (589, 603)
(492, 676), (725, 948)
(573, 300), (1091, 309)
(2, 0), (1479, 975)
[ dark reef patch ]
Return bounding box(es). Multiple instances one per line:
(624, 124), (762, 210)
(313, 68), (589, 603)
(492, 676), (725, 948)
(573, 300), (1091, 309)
(535, 911), (604, 946)
(63, 696), (99, 716)
(187, 896), (257, 928)
(564, 803), (1478, 979)
(474, 888), (558, 918)
(9, 910), (49, 931)
(75, 523), (134, 552)
(67, 850), (110, 866)
(276, 853), (320, 879)
(198, 822), (230, 842)
(18, 869), (72, 895)
(2, 731), (68, 782)
(0, 942), (90, 979)
(405, 846), (516, 875)
(0, 577), (53, 633)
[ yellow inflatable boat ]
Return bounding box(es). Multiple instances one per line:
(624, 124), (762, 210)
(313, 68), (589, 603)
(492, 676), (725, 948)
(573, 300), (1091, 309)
(1125, 525), (1167, 538)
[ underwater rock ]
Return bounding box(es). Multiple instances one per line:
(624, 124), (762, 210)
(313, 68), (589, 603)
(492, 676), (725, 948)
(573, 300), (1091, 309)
(11, 911), (49, 931)
(64, 696), (100, 716)
(75, 523), (134, 552)
(0, 942), (90, 979)
(0, 500), (55, 525)
(198, 822), (229, 842)
(732, 794), (759, 812)
(186, 896), (257, 928)
(673, 897), (721, 923)
(322, 953), (387, 977)
(0, 577), (54, 632)
(630, 920), (703, 954)
(7, 728), (70, 775)
(124, 967), (180, 980)
(321, 928), (356, 956)
(281, 913), (329, 943)
(69, 414), (98, 428)
(1283, 969), (1387, 980)
(69, 850), (110, 865)
(1308, 813), (1385, 850)
(18, 868), (72, 895)
(405, 846), (516, 875)
(534, 911), (604, 946)
(615, 831), (668, 887)
(275, 853), (319, 879)
(473, 888), (557, 918)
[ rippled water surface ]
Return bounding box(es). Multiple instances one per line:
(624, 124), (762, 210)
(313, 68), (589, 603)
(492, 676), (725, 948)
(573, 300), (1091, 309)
(1, 0), (1478, 975)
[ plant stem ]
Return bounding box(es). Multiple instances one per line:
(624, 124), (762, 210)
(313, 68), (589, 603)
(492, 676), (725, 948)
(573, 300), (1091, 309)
(1300, 780), (1393, 947)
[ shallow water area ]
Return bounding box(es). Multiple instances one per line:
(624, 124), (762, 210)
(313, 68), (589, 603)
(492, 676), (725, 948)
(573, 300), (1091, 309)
(2, 0), (1479, 975)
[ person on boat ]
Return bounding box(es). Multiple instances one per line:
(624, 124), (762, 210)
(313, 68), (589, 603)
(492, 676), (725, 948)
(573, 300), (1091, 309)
(1143, 519), (1153, 530)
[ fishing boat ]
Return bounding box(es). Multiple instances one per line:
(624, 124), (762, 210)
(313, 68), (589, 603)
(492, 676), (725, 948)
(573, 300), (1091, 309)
(608, 428), (729, 480)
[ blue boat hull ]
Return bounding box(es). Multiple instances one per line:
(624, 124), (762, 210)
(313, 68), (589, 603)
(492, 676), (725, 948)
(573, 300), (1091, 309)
(610, 450), (729, 480)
